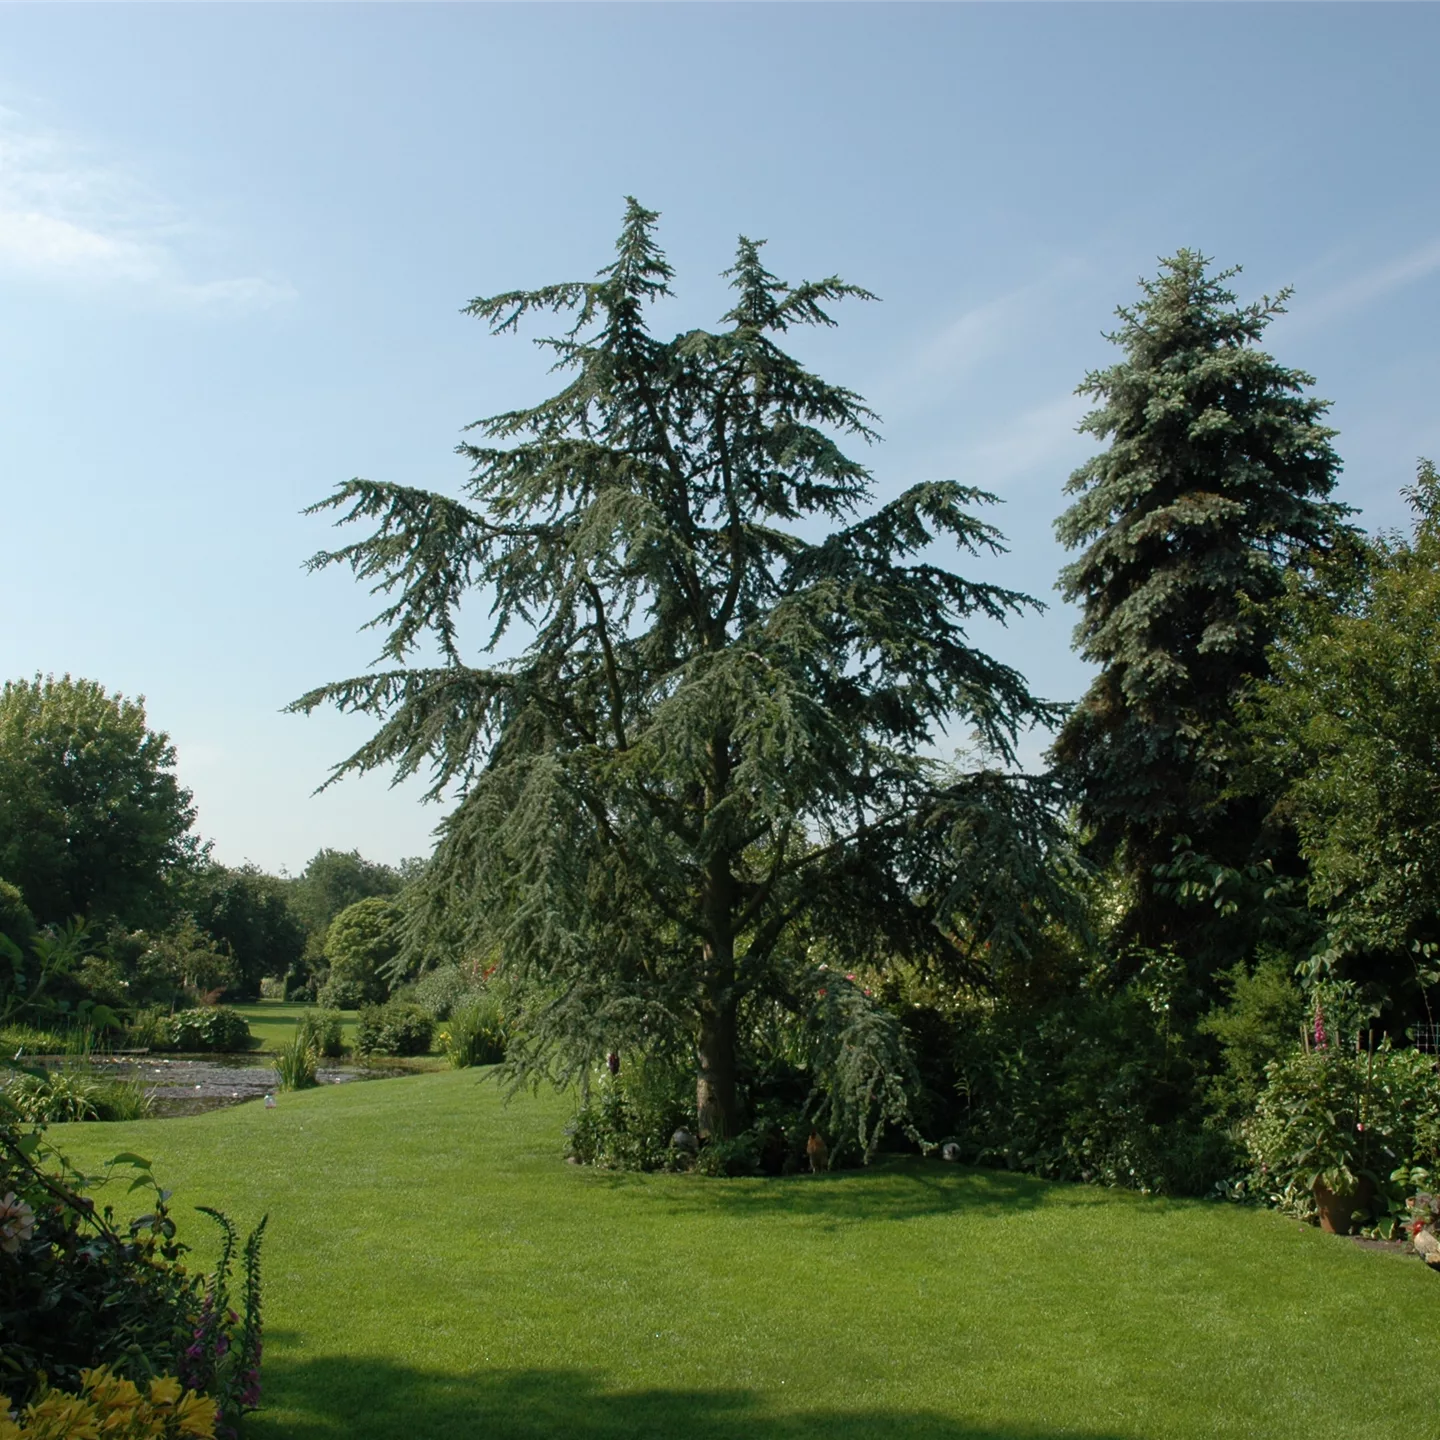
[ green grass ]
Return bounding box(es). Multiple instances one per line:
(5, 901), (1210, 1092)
(230, 1000), (361, 1054)
(50, 1073), (1440, 1440)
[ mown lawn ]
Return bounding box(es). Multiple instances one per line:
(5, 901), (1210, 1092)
(50, 1071), (1439, 1440)
(230, 1000), (361, 1054)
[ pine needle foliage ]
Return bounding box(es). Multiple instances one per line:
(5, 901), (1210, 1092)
(1051, 251), (1348, 952)
(292, 201), (1061, 1139)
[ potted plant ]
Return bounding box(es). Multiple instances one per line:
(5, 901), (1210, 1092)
(1247, 1038), (1382, 1234)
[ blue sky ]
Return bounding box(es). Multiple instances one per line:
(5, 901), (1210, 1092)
(2, 3), (1437, 873)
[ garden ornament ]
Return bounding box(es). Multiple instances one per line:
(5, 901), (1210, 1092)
(806, 1129), (829, 1173)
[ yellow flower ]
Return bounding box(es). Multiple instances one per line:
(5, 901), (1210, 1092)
(172, 1394), (216, 1439)
(146, 1379), (181, 1410)
(20, 1394), (101, 1440)
(0, 1412), (23, 1440)
(81, 1371), (141, 1413)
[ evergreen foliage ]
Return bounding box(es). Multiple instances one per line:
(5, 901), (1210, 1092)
(1051, 252), (1347, 950)
(294, 201), (1063, 1139)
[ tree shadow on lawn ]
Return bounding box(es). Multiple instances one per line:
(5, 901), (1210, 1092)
(255, 1355), (1134, 1440)
(591, 1156), (1211, 1228)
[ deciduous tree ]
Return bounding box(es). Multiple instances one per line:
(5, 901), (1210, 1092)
(183, 864), (308, 1000)
(1245, 462), (1440, 1023)
(0, 675), (199, 929)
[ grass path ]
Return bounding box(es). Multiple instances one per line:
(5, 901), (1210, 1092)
(51, 1071), (1439, 1439)
(229, 1000), (361, 1054)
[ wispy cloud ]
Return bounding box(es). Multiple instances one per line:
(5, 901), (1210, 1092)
(874, 259), (1087, 419)
(955, 391), (1092, 493)
(0, 106), (292, 308)
(1288, 236), (1440, 334)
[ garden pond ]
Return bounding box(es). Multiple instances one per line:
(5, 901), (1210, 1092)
(26, 1053), (411, 1117)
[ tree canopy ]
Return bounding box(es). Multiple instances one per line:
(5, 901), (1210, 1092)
(322, 895), (404, 1007)
(295, 200), (1068, 1141)
(1050, 252), (1347, 953)
(0, 675), (199, 930)
(1245, 461), (1440, 1018)
(181, 863), (308, 1001)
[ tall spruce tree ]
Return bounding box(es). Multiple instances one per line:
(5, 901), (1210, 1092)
(294, 201), (1065, 1141)
(1051, 252), (1346, 953)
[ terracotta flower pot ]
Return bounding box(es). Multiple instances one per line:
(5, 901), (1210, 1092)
(1313, 1177), (1374, 1235)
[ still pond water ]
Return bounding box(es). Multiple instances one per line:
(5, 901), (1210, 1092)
(41, 1054), (400, 1117)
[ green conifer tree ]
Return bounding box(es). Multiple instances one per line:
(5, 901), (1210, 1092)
(295, 202), (1065, 1140)
(1052, 251), (1347, 954)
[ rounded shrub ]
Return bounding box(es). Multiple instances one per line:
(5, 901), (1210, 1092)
(355, 1000), (433, 1057)
(164, 1007), (251, 1053)
(411, 964), (481, 1021)
(317, 975), (368, 1011)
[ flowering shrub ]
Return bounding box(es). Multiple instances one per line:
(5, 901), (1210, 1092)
(1, 1366), (216, 1439)
(1402, 1185), (1439, 1238)
(0, 1120), (264, 1431)
(409, 964), (486, 1022)
(1245, 1041), (1440, 1223)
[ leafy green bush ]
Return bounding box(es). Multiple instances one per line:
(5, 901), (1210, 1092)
(297, 1007), (344, 1058)
(323, 897), (400, 1006)
(1244, 1041), (1440, 1222)
(317, 975), (368, 1011)
(692, 1130), (768, 1178)
(409, 964), (483, 1021)
(566, 1055), (693, 1171)
(0, 877), (38, 961)
(952, 954), (1233, 1195)
(355, 1001), (433, 1057)
(0, 1121), (265, 1422)
(0, 1069), (150, 1123)
(1198, 949), (1308, 1123)
(440, 994), (506, 1069)
(163, 1007), (251, 1053)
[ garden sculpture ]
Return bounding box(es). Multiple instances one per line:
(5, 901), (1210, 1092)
(1412, 1221), (1440, 1267)
(806, 1129), (829, 1174)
